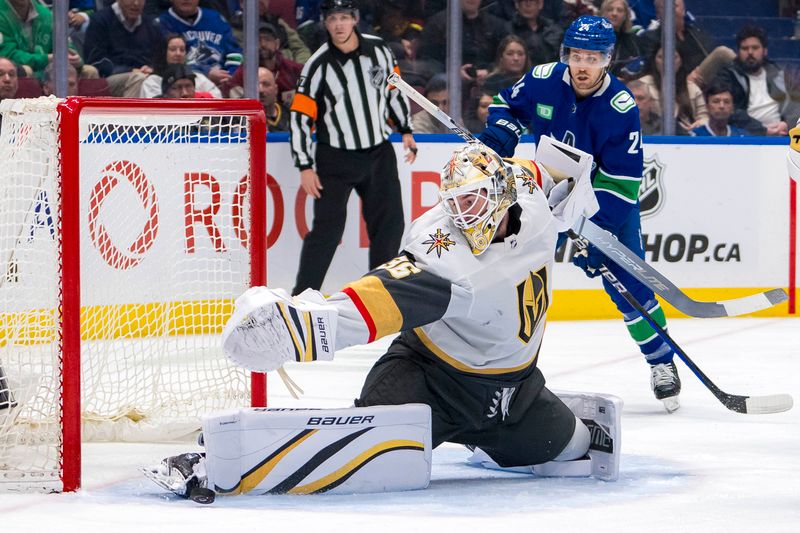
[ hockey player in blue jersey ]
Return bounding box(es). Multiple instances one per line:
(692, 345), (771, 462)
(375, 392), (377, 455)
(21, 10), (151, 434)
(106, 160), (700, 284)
(480, 15), (682, 412)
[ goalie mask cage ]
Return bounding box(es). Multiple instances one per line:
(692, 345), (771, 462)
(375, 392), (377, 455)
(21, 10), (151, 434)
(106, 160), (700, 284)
(0, 97), (267, 492)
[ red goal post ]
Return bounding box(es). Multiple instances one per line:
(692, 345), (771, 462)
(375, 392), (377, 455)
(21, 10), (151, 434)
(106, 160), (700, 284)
(0, 97), (267, 492)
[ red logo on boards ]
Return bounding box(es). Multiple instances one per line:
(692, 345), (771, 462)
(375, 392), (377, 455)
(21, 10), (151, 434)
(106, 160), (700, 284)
(88, 160), (159, 270)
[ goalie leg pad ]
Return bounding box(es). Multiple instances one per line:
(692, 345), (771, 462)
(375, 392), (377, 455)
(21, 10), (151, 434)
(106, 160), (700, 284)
(467, 390), (621, 481)
(554, 390), (623, 481)
(202, 404), (432, 495)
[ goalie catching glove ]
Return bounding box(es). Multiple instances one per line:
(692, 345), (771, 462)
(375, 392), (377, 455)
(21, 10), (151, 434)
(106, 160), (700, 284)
(221, 287), (338, 372)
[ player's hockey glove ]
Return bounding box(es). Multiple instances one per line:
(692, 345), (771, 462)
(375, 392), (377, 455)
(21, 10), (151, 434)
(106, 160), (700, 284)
(479, 119), (522, 158)
(787, 124), (800, 182)
(572, 239), (605, 278)
(221, 287), (338, 372)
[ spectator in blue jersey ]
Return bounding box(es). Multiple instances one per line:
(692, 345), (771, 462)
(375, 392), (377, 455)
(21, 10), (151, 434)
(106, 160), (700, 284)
(84, 0), (163, 97)
(480, 15), (683, 413)
(158, 0), (243, 88)
(691, 81), (746, 137)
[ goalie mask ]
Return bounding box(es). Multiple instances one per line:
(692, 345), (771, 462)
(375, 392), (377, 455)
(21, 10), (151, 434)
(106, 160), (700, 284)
(439, 144), (517, 256)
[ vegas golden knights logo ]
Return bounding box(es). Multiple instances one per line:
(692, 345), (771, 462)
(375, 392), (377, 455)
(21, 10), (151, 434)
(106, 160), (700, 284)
(516, 267), (549, 343)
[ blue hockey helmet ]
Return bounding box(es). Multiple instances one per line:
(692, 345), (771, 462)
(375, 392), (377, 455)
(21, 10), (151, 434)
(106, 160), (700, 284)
(560, 15), (616, 66)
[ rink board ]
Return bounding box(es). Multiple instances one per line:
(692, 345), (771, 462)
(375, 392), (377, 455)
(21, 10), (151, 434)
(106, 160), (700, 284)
(264, 135), (797, 318)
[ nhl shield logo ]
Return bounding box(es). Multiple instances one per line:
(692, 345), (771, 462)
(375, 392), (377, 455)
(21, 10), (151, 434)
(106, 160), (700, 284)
(369, 66), (385, 89)
(639, 154), (665, 220)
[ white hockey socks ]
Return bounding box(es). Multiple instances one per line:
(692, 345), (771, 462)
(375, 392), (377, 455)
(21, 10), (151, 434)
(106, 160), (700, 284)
(201, 404), (432, 496)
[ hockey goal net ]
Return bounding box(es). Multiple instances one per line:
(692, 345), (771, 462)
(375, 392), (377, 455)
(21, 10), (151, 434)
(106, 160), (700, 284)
(0, 97), (266, 492)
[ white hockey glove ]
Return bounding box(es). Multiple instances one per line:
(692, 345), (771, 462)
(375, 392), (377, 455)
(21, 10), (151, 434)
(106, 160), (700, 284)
(787, 124), (800, 182)
(221, 287), (338, 372)
(547, 160), (599, 231)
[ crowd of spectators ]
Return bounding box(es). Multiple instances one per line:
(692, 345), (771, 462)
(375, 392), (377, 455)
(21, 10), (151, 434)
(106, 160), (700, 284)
(0, 0), (798, 135)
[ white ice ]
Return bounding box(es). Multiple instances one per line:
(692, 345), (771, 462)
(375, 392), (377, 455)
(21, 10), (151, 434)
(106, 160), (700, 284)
(2, 317), (799, 533)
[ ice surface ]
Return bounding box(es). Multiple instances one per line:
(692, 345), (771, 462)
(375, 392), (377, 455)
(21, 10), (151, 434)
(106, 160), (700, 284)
(2, 318), (798, 533)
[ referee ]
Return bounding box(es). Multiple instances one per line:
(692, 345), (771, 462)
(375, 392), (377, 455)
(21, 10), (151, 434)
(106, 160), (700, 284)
(289, 0), (417, 295)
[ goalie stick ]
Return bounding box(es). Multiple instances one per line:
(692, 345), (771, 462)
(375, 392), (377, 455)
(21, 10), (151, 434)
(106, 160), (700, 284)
(570, 231), (793, 415)
(387, 72), (788, 318)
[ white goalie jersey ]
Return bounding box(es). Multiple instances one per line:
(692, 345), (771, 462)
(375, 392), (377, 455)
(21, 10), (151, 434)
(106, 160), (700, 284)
(324, 158), (598, 377)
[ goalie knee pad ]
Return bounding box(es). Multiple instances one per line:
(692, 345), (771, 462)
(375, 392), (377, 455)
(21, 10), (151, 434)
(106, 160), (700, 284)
(467, 393), (621, 481)
(554, 390), (622, 481)
(201, 404), (432, 496)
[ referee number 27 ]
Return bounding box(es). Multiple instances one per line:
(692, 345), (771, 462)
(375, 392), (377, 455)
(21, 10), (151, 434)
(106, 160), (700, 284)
(628, 131), (642, 154)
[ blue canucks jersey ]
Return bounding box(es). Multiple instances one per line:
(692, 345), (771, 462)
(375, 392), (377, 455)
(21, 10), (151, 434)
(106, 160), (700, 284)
(487, 62), (643, 233)
(158, 8), (243, 75)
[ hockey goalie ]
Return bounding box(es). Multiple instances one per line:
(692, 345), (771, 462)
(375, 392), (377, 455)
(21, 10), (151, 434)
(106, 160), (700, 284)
(144, 139), (623, 503)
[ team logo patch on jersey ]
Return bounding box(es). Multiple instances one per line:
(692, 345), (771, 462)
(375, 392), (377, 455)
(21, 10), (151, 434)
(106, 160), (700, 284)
(422, 229), (456, 257)
(536, 103), (553, 120)
(639, 154), (666, 220)
(531, 62), (556, 79)
(369, 66), (386, 89)
(521, 174), (539, 194)
(610, 91), (636, 113)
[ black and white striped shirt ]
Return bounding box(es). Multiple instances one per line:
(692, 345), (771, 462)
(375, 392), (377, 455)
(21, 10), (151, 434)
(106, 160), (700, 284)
(289, 32), (412, 170)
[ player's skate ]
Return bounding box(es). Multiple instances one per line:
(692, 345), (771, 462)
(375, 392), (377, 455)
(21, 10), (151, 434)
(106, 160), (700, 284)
(650, 361), (681, 413)
(141, 452), (215, 504)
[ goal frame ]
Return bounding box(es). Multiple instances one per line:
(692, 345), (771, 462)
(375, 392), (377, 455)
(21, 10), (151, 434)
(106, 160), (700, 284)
(55, 97), (267, 491)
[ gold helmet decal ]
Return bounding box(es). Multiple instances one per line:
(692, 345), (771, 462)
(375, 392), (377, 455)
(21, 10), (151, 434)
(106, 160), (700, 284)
(439, 144), (517, 255)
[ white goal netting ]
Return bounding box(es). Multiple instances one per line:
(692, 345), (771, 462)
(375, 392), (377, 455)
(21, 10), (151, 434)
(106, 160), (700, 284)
(0, 97), (261, 491)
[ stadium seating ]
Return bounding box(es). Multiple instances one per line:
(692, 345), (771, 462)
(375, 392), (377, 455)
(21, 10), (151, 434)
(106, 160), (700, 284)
(13, 77), (43, 98)
(270, 0), (297, 28)
(77, 78), (111, 97)
(686, 0), (779, 17)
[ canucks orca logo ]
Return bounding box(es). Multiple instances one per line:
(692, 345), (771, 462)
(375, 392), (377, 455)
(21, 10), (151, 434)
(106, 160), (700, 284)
(639, 154), (665, 220)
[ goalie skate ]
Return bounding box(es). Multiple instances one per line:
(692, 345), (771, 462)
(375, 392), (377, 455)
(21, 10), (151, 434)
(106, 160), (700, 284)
(141, 453), (215, 504)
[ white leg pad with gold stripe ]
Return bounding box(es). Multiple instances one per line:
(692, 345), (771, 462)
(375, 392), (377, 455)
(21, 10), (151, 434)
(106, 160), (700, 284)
(201, 404), (432, 496)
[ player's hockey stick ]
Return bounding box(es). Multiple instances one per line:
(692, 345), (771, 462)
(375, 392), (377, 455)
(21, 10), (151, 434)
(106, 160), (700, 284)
(573, 218), (788, 318)
(569, 231), (793, 414)
(387, 72), (789, 318)
(388, 72), (481, 144)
